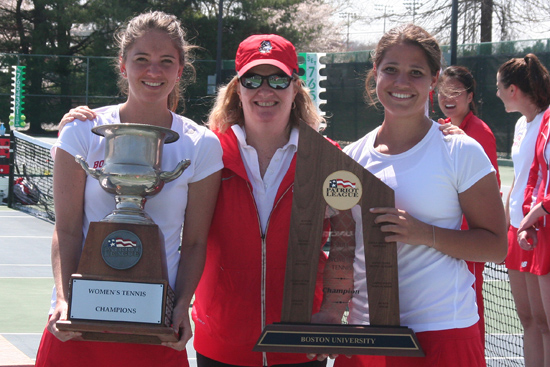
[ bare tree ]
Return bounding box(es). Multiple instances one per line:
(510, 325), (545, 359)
(267, 0), (356, 52)
(480, 0), (493, 42)
(354, 0), (550, 45)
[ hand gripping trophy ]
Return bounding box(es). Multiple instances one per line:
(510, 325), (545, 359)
(56, 123), (190, 344)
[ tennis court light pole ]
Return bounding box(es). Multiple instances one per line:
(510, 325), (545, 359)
(339, 12), (356, 51)
(450, 0), (458, 65)
(215, 0), (223, 86)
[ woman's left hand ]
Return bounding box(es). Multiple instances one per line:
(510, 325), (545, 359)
(518, 203), (545, 234)
(370, 207), (433, 247)
(162, 303), (192, 351)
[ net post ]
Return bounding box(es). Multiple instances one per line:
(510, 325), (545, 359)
(7, 130), (15, 208)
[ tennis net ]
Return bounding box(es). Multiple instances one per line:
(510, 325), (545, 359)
(484, 262), (524, 366)
(9, 130), (55, 222)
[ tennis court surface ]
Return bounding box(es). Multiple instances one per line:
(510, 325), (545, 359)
(0, 205), (52, 366)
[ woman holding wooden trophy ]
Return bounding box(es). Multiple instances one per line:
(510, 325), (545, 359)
(319, 24), (507, 367)
(191, 34), (330, 367)
(35, 11), (222, 367)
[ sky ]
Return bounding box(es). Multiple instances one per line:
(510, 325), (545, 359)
(335, 0), (550, 47)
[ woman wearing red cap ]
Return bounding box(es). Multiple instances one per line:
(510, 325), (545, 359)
(191, 34), (329, 367)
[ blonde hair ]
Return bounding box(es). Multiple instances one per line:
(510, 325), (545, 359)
(115, 11), (196, 112)
(207, 75), (325, 133)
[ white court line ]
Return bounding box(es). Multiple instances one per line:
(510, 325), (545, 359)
(0, 264), (52, 267)
(0, 277), (52, 279)
(0, 276), (52, 279)
(0, 236), (52, 238)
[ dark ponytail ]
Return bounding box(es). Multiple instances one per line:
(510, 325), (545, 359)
(498, 53), (550, 110)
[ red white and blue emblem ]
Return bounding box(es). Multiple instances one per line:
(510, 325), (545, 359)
(101, 230), (142, 270)
(108, 237), (137, 248)
(259, 40), (272, 54)
(323, 170), (363, 211)
(329, 179), (356, 189)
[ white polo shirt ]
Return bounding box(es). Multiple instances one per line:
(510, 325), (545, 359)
(344, 120), (494, 333)
(232, 125), (298, 235)
(509, 111), (546, 227)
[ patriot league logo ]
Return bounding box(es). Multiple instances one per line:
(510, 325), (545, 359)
(323, 170), (362, 210)
(101, 230), (143, 270)
(329, 179), (356, 189)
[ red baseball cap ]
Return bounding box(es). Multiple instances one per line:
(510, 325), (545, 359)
(235, 34), (298, 77)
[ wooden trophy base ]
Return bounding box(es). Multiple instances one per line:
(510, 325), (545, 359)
(254, 323), (424, 357)
(55, 221), (178, 344)
(56, 319), (178, 344)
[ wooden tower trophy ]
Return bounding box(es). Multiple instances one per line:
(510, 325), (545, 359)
(254, 121), (424, 356)
(56, 123), (190, 344)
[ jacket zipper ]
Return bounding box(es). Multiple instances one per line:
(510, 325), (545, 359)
(247, 181), (294, 367)
(543, 125), (549, 227)
(243, 182), (268, 366)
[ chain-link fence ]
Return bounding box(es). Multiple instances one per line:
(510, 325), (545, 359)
(2, 38), (550, 155)
(0, 54), (236, 135)
(322, 39), (550, 155)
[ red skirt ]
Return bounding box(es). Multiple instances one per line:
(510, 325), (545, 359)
(531, 223), (550, 275)
(35, 326), (189, 367)
(333, 324), (484, 367)
(505, 225), (534, 272)
(466, 260), (485, 348)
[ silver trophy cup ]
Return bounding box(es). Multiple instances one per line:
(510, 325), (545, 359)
(75, 123), (190, 224)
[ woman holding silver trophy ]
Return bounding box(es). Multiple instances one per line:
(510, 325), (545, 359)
(35, 11), (223, 367)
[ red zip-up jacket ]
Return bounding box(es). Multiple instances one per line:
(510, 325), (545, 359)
(523, 109), (550, 224)
(521, 109), (550, 275)
(192, 127), (328, 366)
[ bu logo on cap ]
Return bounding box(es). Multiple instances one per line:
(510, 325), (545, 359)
(259, 40), (272, 54)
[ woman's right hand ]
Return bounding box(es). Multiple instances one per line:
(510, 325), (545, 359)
(59, 106), (97, 132)
(438, 118), (465, 135)
(46, 300), (82, 341)
(517, 227), (537, 251)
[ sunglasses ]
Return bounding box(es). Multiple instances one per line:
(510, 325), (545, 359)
(239, 74), (292, 90)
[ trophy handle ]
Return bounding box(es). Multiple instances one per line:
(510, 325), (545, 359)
(75, 155), (101, 179)
(159, 159), (191, 183)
